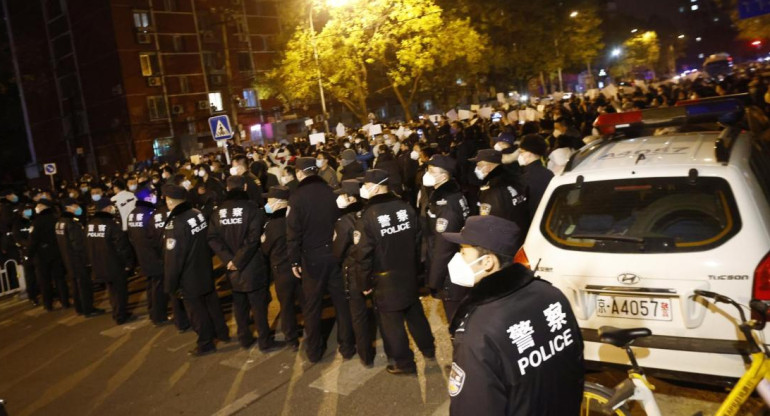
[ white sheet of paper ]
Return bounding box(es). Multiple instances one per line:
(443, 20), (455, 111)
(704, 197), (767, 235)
(458, 109), (472, 120)
(305, 119), (314, 127)
(309, 133), (326, 145)
(537, 104), (545, 112)
(507, 110), (518, 123)
(552, 92), (564, 101)
(525, 108), (537, 122)
(470, 104), (480, 111)
(478, 107), (493, 119)
(336, 123), (346, 137)
(369, 124), (382, 136)
(446, 109), (458, 121)
(362, 123), (372, 132)
(497, 92), (506, 103)
(586, 89), (599, 100)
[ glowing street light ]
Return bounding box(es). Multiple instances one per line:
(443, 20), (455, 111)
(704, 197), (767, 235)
(569, 10), (578, 18)
(631, 28), (638, 33)
(678, 34), (685, 39)
(611, 48), (622, 57)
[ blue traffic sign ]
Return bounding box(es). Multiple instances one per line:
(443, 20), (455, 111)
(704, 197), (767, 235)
(739, 0), (770, 19)
(208, 115), (234, 141)
(43, 163), (57, 175)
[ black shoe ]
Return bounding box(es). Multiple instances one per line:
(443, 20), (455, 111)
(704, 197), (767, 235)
(218, 335), (232, 343)
(85, 308), (106, 318)
(116, 314), (137, 325)
(177, 326), (191, 334)
(188, 346), (216, 357)
(259, 340), (286, 353)
(360, 359), (374, 368)
(153, 319), (172, 327)
(386, 365), (416, 375)
(422, 350), (436, 360)
(241, 338), (257, 350)
(288, 340), (300, 352)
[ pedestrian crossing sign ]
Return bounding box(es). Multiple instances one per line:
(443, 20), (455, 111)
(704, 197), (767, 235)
(208, 115), (234, 141)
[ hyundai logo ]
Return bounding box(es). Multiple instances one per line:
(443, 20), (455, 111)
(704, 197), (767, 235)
(617, 273), (640, 285)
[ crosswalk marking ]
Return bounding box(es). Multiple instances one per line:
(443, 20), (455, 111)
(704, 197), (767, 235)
(308, 341), (387, 396)
(99, 315), (150, 338)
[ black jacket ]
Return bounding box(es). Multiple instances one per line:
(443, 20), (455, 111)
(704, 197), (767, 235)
(354, 193), (421, 312)
(286, 175), (339, 265)
(243, 172), (264, 205)
(163, 202), (215, 297)
(29, 208), (62, 264)
(448, 265), (584, 416)
(261, 208), (291, 277)
(127, 201), (164, 277)
(208, 190), (267, 292)
(55, 212), (88, 278)
(86, 212), (134, 282)
(478, 165), (530, 241)
(373, 157), (403, 195)
(11, 215), (33, 258)
(426, 180), (469, 301)
(332, 203), (363, 294)
(340, 161), (364, 181)
(522, 162), (554, 220)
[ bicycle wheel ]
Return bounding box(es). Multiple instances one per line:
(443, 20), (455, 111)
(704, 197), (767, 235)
(582, 381), (633, 416)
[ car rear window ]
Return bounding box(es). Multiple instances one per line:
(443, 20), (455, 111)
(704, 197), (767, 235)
(541, 177), (741, 253)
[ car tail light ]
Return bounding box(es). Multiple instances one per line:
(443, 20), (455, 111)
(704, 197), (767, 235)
(514, 247), (531, 270)
(752, 251), (770, 320)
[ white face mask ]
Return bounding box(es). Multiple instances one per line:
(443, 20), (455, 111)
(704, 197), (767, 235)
(392, 143), (401, 154)
(552, 129), (563, 138)
(410, 150), (419, 161)
(447, 253), (488, 287)
(344, 143), (352, 148)
(198, 170), (206, 178)
(372, 146), (380, 158)
(182, 180), (192, 190)
(422, 171), (436, 188)
(128, 184), (138, 192)
(493, 142), (506, 152)
(316, 159), (325, 168)
(280, 175), (292, 185)
(230, 166), (240, 176)
(474, 166), (486, 181)
(336, 194), (351, 209)
(91, 194), (102, 202)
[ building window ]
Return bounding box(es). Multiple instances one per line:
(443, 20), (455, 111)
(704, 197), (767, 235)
(187, 117), (197, 135)
(153, 137), (174, 158)
(133, 10), (151, 30)
(242, 88), (257, 108)
(172, 35), (184, 52)
(237, 52), (252, 72)
(163, 0), (178, 11)
(208, 92), (223, 112)
(179, 76), (189, 93)
(148, 96), (168, 120)
(139, 53), (159, 76)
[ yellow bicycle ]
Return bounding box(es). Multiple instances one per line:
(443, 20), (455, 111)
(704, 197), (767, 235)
(581, 290), (770, 416)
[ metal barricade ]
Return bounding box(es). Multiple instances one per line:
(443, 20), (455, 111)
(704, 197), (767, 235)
(0, 259), (23, 297)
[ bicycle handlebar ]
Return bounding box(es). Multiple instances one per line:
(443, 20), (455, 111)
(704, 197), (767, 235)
(693, 290), (749, 324)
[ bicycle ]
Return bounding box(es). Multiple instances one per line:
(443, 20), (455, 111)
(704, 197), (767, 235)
(581, 290), (770, 416)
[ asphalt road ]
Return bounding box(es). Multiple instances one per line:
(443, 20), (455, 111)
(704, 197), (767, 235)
(0, 274), (765, 416)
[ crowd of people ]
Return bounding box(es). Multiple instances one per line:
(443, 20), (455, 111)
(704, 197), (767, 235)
(1, 71), (769, 414)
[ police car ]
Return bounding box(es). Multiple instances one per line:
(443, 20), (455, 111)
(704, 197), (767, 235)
(516, 97), (770, 382)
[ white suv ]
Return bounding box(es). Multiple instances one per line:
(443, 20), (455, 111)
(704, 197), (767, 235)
(517, 101), (770, 382)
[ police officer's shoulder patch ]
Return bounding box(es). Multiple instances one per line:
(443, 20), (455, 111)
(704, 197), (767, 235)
(353, 230), (361, 245)
(436, 218), (449, 233)
(479, 203), (492, 216)
(166, 238), (176, 250)
(448, 362), (466, 397)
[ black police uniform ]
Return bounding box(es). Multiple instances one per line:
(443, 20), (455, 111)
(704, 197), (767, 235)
(426, 180), (470, 322)
(287, 174), (355, 362)
(86, 211), (135, 323)
(208, 190), (273, 349)
(152, 205), (190, 331)
(55, 212), (98, 315)
(521, 161), (554, 220)
(261, 207), (301, 347)
(448, 265), (584, 415)
(127, 200), (168, 325)
(29, 206), (69, 310)
(478, 165), (529, 241)
(332, 201), (377, 365)
(355, 192), (435, 371)
(164, 202), (229, 352)
(11, 212), (38, 303)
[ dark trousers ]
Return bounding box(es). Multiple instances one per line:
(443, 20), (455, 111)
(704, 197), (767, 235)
(106, 272), (129, 323)
(274, 271), (301, 343)
(232, 287), (270, 348)
(70, 269), (96, 314)
(23, 261), (39, 301)
(147, 275), (168, 324)
(301, 252), (355, 362)
(35, 257), (68, 310)
(183, 290), (228, 350)
(172, 296), (190, 330)
(349, 290), (375, 364)
(378, 300), (435, 370)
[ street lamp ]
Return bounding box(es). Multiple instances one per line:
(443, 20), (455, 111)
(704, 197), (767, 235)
(631, 28), (638, 33)
(678, 34), (685, 39)
(611, 48), (622, 57)
(569, 10), (578, 18)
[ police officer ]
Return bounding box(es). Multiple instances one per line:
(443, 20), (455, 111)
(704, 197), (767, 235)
(86, 199), (135, 325)
(163, 184), (229, 356)
(208, 176), (281, 352)
(12, 204), (39, 305)
(29, 199), (69, 311)
(422, 155), (470, 322)
(261, 186), (301, 351)
(442, 216), (584, 415)
(287, 157), (355, 363)
(355, 169), (435, 375)
(516, 134), (554, 220)
(152, 198), (190, 332)
(332, 179), (376, 366)
(471, 149), (529, 240)
(127, 190), (168, 326)
(56, 199), (104, 317)
(230, 155), (263, 205)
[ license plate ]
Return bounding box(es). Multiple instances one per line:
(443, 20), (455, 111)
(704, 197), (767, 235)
(596, 295), (673, 321)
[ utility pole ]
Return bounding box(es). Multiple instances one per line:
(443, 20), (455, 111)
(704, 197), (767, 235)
(309, 7), (330, 133)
